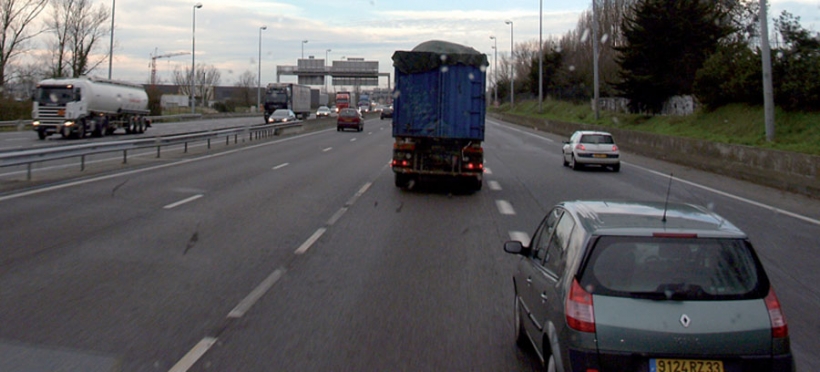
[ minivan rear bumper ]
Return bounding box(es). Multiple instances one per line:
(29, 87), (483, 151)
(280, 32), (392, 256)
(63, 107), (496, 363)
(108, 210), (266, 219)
(568, 348), (794, 372)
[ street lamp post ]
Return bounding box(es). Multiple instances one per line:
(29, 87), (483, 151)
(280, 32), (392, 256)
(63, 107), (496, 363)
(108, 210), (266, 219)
(490, 36), (498, 105)
(505, 20), (514, 109)
(191, 2), (202, 114)
(108, 0), (115, 79)
(325, 49), (331, 93)
(257, 26), (267, 113)
(301, 40), (308, 59)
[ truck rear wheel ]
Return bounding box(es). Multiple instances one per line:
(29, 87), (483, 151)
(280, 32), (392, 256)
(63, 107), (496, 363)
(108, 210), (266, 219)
(395, 173), (410, 188)
(37, 130), (47, 140)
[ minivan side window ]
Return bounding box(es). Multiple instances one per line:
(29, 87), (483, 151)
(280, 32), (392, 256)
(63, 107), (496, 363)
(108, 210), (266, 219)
(531, 209), (563, 263)
(544, 213), (575, 276)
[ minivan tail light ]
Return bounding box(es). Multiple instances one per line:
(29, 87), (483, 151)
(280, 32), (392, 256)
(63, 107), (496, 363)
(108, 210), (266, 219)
(566, 279), (595, 333)
(765, 287), (788, 338)
(612, 145), (619, 151)
(575, 144), (586, 151)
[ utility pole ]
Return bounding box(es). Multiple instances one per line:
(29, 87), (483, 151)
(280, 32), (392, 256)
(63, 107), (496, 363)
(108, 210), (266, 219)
(505, 20), (514, 109)
(760, 0), (775, 141)
(592, 0), (600, 120)
(539, 0), (543, 112)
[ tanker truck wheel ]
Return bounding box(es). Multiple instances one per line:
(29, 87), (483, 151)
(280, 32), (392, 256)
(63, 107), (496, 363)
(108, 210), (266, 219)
(73, 119), (87, 139)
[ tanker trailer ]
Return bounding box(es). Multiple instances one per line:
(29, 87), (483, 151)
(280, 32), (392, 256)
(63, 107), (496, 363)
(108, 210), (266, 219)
(32, 76), (151, 140)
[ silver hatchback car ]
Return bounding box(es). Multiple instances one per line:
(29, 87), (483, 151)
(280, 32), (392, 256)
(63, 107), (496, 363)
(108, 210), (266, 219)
(504, 200), (793, 372)
(562, 130), (620, 171)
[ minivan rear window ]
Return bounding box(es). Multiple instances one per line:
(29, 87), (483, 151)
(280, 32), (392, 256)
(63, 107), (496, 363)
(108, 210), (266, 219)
(580, 134), (614, 144)
(579, 236), (768, 301)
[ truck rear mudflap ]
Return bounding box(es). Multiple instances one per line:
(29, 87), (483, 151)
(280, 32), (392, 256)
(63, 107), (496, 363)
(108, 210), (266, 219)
(392, 137), (483, 191)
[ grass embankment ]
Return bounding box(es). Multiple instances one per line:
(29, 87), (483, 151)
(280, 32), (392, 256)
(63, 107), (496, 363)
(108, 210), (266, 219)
(497, 100), (820, 156)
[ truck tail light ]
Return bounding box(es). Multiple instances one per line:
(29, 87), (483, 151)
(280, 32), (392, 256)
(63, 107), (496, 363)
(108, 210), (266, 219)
(765, 286), (788, 338)
(566, 279), (595, 333)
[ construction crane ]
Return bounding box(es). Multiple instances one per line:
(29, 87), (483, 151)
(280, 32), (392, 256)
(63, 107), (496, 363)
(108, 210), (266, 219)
(150, 48), (190, 86)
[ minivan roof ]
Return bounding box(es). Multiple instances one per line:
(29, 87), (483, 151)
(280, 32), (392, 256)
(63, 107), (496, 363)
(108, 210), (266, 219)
(561, 200), (746, 238)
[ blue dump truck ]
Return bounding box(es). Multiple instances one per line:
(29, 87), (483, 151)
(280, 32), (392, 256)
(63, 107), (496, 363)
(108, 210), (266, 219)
(390, 40), (489, 191)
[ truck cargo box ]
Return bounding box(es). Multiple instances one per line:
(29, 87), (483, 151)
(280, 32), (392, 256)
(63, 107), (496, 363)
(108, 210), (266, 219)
(392, 40), (488, 141)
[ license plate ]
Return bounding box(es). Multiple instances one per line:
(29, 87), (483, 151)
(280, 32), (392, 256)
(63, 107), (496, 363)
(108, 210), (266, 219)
(593, 154), (607, 158)
(650, 358), (724, 372)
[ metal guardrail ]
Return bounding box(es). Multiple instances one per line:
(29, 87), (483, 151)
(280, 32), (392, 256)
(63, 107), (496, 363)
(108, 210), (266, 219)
(0, 120), (27, 129)
(0, 121), (303, 180)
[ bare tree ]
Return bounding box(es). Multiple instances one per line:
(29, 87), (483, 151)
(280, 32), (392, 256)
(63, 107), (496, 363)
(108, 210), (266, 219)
(0, 0), (48, 88)
(172, 63), (221, 107)
(233, 70), (255, 108)
(45, 0), (110, 78)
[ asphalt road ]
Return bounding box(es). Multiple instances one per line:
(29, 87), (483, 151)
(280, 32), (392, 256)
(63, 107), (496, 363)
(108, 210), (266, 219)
(0, 115), (817, 371)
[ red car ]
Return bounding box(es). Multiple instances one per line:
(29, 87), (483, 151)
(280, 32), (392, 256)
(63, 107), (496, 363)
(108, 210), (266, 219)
(336, 108), (363, 132)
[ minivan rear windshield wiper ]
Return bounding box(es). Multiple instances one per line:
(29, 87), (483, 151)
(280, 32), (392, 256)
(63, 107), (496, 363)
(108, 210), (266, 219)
(627, 283), (708, 301)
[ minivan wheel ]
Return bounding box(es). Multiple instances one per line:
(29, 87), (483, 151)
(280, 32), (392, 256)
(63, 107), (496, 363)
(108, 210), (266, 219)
(570, 155), (581, 171)
(546, 354), (556, 372)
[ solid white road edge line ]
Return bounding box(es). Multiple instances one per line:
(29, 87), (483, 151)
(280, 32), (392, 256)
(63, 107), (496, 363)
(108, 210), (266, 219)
(167, 337), (217, 372)
(294, 228), (327, 255)
(163, 194), (204, 210)
(626, 162), (820, 227)
(227, 268), (286, 319)
(0, 128), (334, 203)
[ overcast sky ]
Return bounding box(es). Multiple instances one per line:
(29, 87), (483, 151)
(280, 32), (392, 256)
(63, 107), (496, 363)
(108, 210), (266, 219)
(66, 0), (820, 88)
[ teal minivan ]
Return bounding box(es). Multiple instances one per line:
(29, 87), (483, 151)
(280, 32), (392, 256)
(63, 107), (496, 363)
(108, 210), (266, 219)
(504, 201), (794, 372)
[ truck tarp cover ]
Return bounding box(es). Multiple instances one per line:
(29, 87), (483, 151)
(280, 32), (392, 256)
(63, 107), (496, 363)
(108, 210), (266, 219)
(392, 40), (488, 74)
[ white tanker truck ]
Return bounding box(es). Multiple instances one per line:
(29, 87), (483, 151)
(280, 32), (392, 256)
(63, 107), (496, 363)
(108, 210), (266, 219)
(32, 76), (151, 140)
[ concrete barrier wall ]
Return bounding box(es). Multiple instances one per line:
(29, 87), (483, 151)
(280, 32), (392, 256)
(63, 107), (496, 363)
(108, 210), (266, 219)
(492, 112), (820, 199)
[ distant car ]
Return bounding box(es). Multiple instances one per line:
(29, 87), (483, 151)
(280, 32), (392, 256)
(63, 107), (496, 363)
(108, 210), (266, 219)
(504, 200), (793, 372)
(316, 106), (331, 117)
(380, 106), (393, 120)
(562, 130), (620, 171)
(268, 109), (296, 123)
(337, 108), (363, 132)
(330, 105), (338, 113)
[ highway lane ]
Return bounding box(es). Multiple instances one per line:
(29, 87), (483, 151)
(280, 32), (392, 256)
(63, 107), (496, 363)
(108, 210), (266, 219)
(0, 116), (398, 371)
(0, 115), (818, 371)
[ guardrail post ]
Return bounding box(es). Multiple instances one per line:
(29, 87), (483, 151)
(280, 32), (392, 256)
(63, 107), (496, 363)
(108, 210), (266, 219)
(234, 134), (238, 144)
(208, 138), (211, 149)
(226, 136), (229, 146)
(123, 150), (127, 164)
(81, 155), (85, 171)
(156, 146), (161, 158)
(27, 163), (32, 181)
(184, 142), (188, 153)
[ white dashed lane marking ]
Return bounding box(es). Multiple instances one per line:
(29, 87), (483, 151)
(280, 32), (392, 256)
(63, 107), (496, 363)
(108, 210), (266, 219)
(273, 163), (289, 170)
(163, 194), (204, 210)
(496, 200), (516, 215)
(323, 147), (333, 152)
(488, 180), (502, 191)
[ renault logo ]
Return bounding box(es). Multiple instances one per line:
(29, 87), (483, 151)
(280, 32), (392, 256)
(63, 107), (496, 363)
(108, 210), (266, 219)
(680, 314), (691, 328)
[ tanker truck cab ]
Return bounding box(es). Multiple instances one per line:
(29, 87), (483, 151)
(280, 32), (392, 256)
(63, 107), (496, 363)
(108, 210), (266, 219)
(32, 82), (86, 139)
(32, 76), (150, 140)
